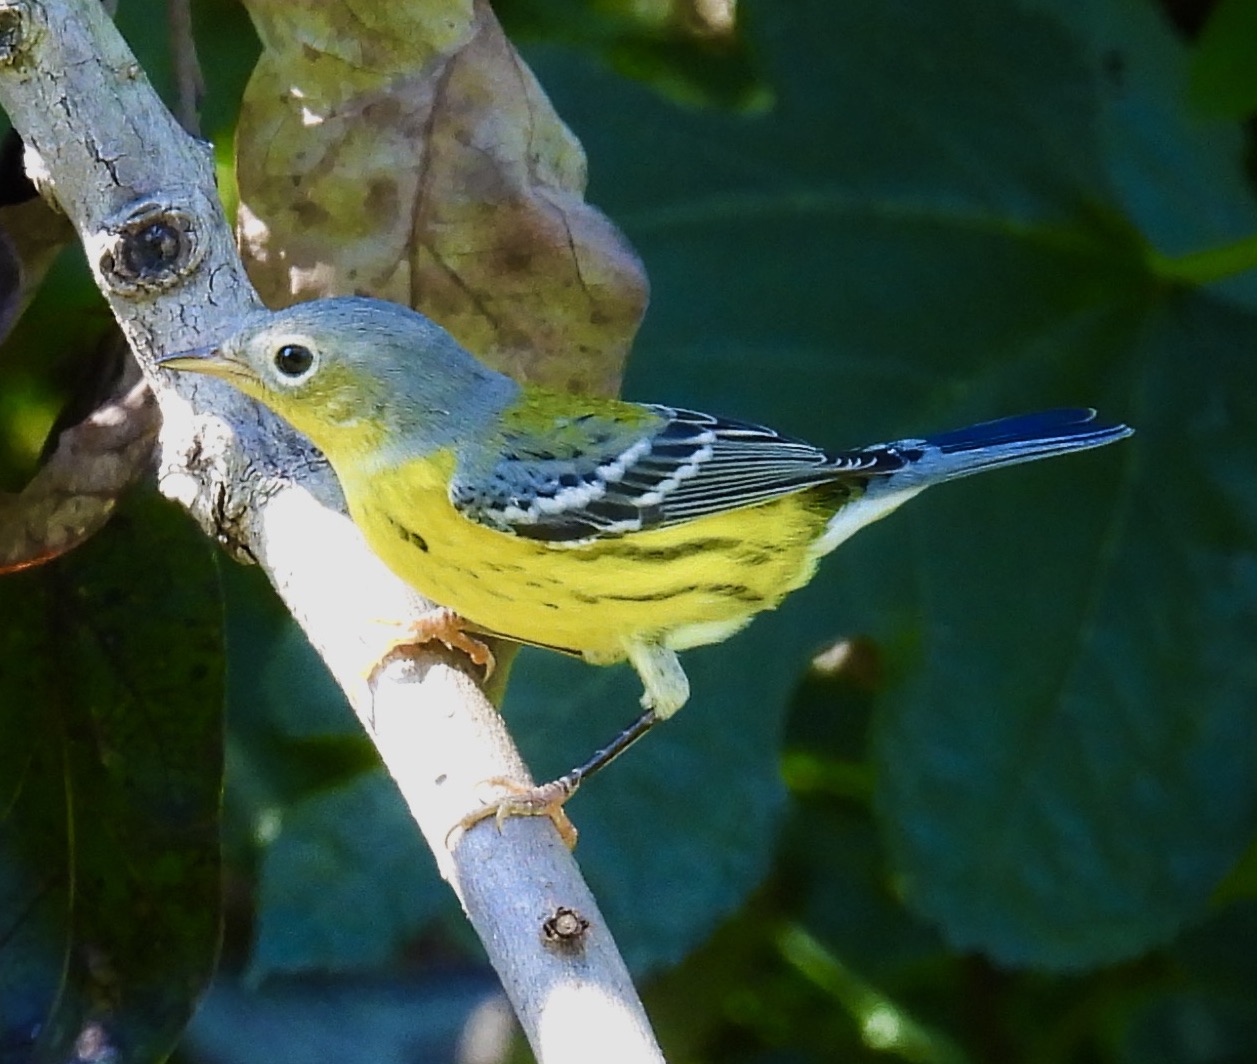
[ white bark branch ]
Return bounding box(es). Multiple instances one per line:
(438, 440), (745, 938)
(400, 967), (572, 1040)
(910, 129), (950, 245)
(0, 0), (665, 1059)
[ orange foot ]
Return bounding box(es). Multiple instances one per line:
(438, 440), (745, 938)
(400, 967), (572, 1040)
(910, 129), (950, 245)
(459, 776), (580, 849)
(371, 607), (496, 682)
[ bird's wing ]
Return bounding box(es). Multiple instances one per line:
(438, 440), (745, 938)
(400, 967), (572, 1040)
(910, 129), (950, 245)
(450, 405), (906, 545)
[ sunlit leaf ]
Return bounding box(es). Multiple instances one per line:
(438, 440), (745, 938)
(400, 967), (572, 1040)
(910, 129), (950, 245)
(235, 0), (647, 395)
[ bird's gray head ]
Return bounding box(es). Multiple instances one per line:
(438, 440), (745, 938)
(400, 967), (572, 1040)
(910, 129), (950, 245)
(159, 297), (518, 458)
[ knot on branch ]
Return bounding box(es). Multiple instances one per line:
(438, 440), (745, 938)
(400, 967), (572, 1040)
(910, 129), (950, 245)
(542, 906), (592, 953)
(0, 0), (40, 66)
(95, 199), (204, 295)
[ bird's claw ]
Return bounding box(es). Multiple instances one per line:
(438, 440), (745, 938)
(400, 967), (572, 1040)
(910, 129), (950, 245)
(458, 775), (580, 849)
(368, 606), (495, 683)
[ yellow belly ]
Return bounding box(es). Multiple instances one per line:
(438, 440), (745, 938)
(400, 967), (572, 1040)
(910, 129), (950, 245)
(341, 451), (835, 663)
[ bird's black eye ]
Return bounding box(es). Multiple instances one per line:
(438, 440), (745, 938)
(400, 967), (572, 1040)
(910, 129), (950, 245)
(274, 344), (314, 377)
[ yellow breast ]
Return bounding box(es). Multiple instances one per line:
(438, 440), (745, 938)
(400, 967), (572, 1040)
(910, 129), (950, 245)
(338, 450), (836, 664)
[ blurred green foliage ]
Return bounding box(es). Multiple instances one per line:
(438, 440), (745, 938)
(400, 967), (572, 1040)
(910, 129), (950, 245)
(2, 0), (1257, 1062)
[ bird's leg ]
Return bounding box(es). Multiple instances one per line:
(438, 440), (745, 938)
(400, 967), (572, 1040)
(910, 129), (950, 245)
(459, 709), (659, 848)
(457, 643), (689, 848)
(369, 606), (495, 683)
(625, 641), (690, 719)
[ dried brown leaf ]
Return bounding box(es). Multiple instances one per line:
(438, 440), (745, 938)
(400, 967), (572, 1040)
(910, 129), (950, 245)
(236, 0), (647, 396)
(0, 131), (78, 344)
(0, 349), (159, 573)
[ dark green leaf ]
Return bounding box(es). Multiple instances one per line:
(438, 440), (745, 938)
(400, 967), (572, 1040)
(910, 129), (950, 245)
(250, 773), (452, 979)
(494, 0), (765, 111)
(1173, 898), (1257, 993)
(505, 0), (1257, 970)
(182, 970), (497, 1064)
(1121, 988), (1257, 1064)
(1189, 0), (1257, 119)
(875, 297), (1257, 967)
(1028, 0), (1257, 298)
(0, 489), (223, 1061)
(783, 806), (943, 985)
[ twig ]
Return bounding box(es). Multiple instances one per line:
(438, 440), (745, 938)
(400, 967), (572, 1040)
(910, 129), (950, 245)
(0, 0), (664, 1059)
(166, 0), (203, 136)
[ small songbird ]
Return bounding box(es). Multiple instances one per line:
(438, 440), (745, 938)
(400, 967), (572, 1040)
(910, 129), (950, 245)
(160, 297), (1132, 838)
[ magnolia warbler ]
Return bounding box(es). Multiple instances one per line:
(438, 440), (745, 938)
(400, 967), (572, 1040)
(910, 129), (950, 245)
(160, 297), (1132, 840)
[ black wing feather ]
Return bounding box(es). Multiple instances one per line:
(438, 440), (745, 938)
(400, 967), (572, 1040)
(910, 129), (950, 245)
(450, 405), (905, 545)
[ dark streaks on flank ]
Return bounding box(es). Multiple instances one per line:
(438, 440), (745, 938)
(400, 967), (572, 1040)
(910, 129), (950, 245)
(449, 569), (515, 600)
(386, 515), (429, 552)
(601, 583), (764, 605)
(587, 537), (742, 563)
(601, 587), (689, 603)
(484, 559), (526, 573)
(479, 584), (518, 601)
(704, 583), (764, 604)
(734, 546), (775, 567)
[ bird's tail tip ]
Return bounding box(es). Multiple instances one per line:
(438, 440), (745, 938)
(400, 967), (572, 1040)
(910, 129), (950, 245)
(881, 407), (1133, 485)
(811, 407), (1131, 558)
(923, 408), (1133, 454)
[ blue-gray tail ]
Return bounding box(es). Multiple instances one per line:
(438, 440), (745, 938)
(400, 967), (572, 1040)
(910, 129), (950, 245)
(887, 407), (1133, 486)
(812, 408), (1132, 558)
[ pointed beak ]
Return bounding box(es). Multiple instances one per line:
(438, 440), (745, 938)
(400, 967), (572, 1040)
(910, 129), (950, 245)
(156, 344), (255, 383)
